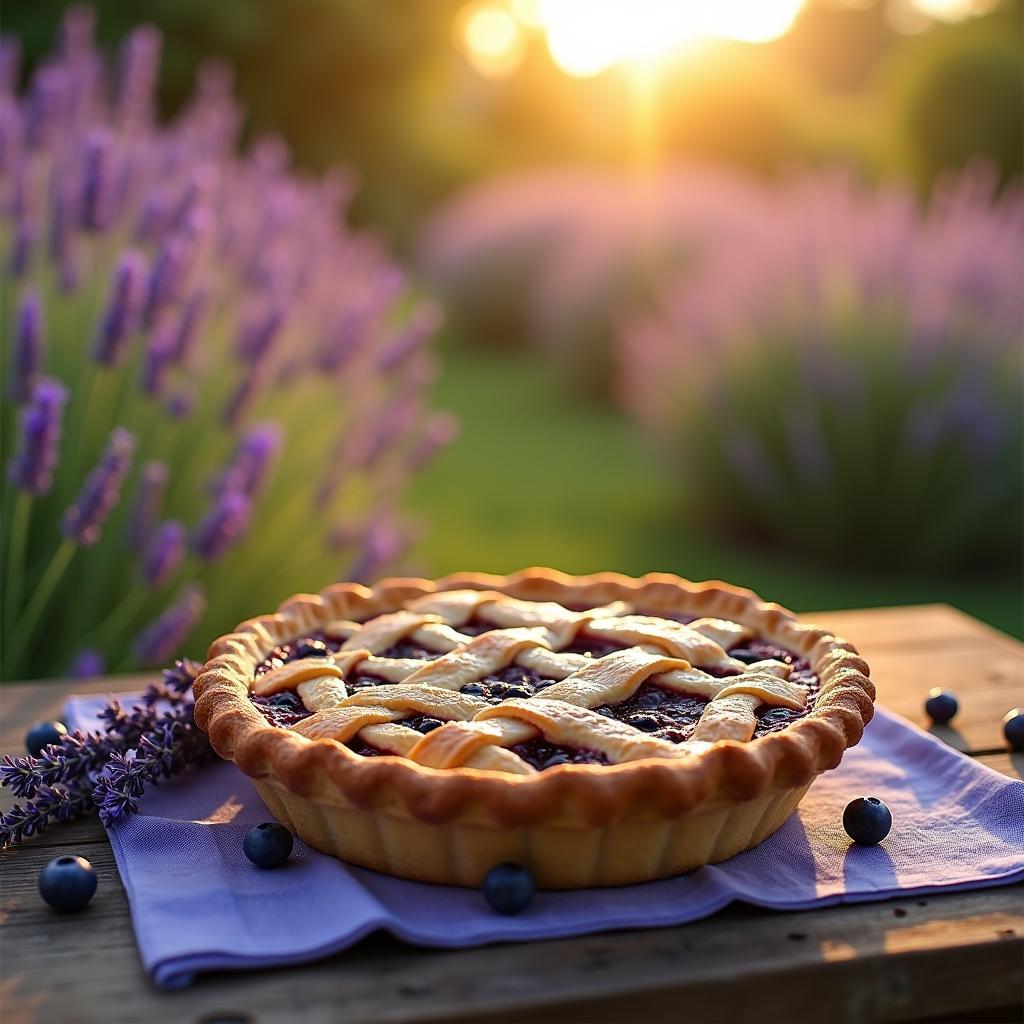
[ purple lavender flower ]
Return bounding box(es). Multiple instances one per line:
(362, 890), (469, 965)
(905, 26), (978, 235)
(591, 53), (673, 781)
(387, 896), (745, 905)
(171, 289), (207, 366)
(0, 655), (211, 847)
(24, 64), (68, 150)
(8, 377), (67, 495)
(113, 25), (161, 129)
(79, 127), (115, 231)
(94, 249), (146, 365)
(48, 183), (77, 292)
(166, 388), (195, 419)
(68, 649), (106, 678)
(141, 520), (185, 587)
(124, 460), (168, 553)
(0, 36), (20, 94)
(214, 423), (282, 499)
(192, 491), (250, 562)
(142, 213), (208, 327)
(407, 412), (459, 472)
(10, 288), (42, 403)
(133, 585), (205, 665)
(61, 427), (136, 546)
(8, 217), (32, 275)
(140, 315), (176, 396)
(348, 516), (408, 584)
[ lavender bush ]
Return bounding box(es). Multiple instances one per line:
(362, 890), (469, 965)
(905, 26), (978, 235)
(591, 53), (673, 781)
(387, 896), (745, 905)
(1, 10), (454, 679)
(620, 165), (1023, 569)
(417, 166), (761, 394)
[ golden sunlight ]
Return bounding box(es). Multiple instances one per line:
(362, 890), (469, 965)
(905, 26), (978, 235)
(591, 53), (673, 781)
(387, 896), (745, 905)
(456, 1), (527, 79)
(534, 0), (807, 78)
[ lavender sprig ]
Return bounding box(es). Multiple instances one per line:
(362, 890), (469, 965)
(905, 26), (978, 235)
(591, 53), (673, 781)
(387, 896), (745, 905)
(0, 659), (212, 848)
(1, 783), (96, 844)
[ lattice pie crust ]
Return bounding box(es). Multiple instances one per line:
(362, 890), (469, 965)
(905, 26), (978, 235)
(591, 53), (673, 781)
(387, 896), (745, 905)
(194, 570), (874, 888)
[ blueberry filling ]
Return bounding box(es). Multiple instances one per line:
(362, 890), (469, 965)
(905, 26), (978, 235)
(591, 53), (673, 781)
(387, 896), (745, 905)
(594, 683), (710, 744)
(248, 623), (821, 757)
(509, 739), (610, 770)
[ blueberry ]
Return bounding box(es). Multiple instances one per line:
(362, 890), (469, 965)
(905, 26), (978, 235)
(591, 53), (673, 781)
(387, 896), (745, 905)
(628, 713), (661, 733)
(540, 753), (570, 769)
(243, 822), (294, 868)
(1003, 708), (1024, 752)
(503, 685), (534, 700)
(843, 796), (893, 846)
(925, 689), (958, 724)
(729, 649), (761, 665)
(292, 638), (328, 659)
(26, 721), (67, 756)
(39, 855), (97, 912)
(636, 689), (664, 709)
(487, 682), (510, 699)
(415, 717), (444, 734)
(461, 682), (486, 697)
(269, 691), (301, 708)
(533, 678), (556, 690)
(481, 863), (536, 915)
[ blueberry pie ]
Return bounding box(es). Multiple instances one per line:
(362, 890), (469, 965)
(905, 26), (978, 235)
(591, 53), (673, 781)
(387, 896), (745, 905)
(194, 570), (874, 888)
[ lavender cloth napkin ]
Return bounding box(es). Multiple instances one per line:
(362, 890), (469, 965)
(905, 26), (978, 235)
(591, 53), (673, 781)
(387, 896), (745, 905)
(65, 697), (1024, 990)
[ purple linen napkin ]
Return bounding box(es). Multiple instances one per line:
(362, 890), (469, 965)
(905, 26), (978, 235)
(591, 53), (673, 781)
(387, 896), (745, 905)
(65, 697), (1024, 990)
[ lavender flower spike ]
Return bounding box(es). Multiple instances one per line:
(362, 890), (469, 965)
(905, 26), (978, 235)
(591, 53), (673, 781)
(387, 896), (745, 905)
(79, 127), (115, 231)
(215, 423), (282, 499)
(141, 520), (185, 587)
(61, 427), (135, 546)
(125, 460), (168, 552)
(94, 249), (146, 366)
(7, 377), (67, 496)
(133, 585), (205, 666)
(10, 288), (42, 403)
(192, 491), (251, 562)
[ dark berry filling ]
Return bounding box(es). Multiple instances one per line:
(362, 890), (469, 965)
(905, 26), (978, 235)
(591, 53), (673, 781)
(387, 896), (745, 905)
(250, 689), (315, 728)
(594, 683), (709, 743)
(247, 623), (822, 755)
(509, 739), (610, 770)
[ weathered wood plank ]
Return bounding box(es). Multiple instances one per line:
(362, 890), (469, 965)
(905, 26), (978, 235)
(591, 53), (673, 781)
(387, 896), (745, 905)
(860, 646), (1023, 754)
(1, 830), (1021, 1024)
(807, 605), (1022, 654)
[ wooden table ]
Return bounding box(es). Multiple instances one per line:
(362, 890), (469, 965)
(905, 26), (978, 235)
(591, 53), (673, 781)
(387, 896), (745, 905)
(2, 605), (1022, 1024)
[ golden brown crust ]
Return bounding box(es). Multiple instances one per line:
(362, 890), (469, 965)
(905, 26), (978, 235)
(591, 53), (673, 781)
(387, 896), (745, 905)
(193, 569), (874, 834)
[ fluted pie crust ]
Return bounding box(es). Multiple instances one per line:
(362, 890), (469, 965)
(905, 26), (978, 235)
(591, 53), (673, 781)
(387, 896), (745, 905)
(193, 569), (874, 888)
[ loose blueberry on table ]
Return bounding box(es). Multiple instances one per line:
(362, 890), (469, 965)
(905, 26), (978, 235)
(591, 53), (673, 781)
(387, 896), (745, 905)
(38, 855), (97, 912)
(843, 796), (892, 846)
(924, 689), (958, 725)
(1003, 708), (1024, 752)
(248, 626), (822, 770)
(25, 721), (67, 757)
(244, 822), (294, 868)
(482, 863), (536, 914)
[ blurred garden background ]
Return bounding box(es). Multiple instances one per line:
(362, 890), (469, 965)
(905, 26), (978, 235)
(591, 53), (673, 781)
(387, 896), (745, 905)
(2, 0), (1021, 679)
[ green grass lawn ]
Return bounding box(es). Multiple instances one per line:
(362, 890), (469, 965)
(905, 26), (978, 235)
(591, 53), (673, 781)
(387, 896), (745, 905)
(409, 344), (1023, 637)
